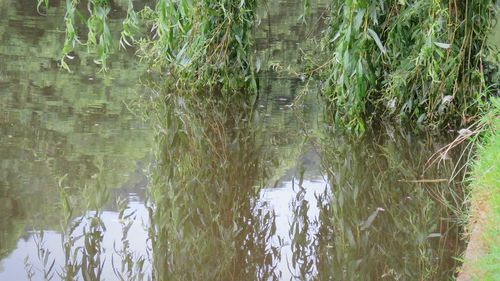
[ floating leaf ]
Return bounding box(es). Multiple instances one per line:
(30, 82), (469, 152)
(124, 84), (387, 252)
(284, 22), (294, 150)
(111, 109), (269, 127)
(361, 208), (382, 230)
(427, 233), (442, 238)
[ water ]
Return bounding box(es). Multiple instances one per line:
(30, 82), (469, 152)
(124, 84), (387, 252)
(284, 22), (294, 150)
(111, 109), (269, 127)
(0, 1), (466, 280)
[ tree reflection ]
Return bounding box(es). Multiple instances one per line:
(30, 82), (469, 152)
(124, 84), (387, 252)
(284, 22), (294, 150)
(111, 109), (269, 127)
(147, 89), (281, 280)
(312, 127), (465, 280)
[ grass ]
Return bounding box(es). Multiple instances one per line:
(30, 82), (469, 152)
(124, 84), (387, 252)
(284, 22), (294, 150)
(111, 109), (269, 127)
(462, 98), (500, 280)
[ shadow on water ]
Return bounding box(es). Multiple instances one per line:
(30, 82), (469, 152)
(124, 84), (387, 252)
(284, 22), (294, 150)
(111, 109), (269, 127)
(0, 0), (469, 280)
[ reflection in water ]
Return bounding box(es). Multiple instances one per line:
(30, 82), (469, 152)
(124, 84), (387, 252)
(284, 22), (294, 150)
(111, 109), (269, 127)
(0, 0), (152, 278)
(146, 93), (281, 280)
(313, 128), (465, 280)
(261, 177), (328, 281)
(0, 0), (468, 280)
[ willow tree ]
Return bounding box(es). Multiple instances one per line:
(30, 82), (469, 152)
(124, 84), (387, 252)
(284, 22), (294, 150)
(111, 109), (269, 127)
(36, 0), (498, 128)
(320, 0), (499, 131)
(37, 0), (259, 93)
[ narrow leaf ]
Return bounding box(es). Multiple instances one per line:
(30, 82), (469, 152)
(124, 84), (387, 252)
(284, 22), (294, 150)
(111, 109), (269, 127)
(434, 42), (451, 49)
(367, 28), (386, 54)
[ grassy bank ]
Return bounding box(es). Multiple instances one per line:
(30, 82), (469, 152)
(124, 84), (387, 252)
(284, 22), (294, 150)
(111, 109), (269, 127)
(460, 99), (500, 280)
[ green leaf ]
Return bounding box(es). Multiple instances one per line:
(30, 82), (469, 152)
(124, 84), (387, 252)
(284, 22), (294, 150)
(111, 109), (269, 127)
(434, 42), (451, 49)
(354, 9), (365, 31)
(367, 28), (386, 54)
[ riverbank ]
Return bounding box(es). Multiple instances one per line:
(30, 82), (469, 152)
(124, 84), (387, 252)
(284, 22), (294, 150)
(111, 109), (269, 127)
(459, 100), (499, 281)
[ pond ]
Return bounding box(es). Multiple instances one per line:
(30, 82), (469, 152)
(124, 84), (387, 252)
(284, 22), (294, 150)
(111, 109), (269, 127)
(0, 1), (467, 280)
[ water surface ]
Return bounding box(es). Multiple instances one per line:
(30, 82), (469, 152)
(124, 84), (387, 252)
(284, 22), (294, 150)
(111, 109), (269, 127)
(1, 1), (466, 280)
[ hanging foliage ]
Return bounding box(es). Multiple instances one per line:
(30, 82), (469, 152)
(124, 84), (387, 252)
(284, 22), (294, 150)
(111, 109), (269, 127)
(36, 0), (258, 94)
(320, 0), (499, 131)
(136, 0), (258, 93)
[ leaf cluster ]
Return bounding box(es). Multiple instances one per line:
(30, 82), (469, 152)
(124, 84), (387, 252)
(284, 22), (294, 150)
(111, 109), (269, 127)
(320, 0), (499, 131)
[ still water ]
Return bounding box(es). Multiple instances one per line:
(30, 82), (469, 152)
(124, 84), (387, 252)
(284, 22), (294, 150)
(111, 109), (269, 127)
(1, 1), (465, 280)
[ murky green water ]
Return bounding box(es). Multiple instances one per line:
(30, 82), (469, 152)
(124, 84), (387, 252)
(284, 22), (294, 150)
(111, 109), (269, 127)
(1, 1), (467, 280)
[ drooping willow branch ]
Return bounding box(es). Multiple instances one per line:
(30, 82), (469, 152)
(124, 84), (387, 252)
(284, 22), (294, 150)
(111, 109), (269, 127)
(36, 0), (259, 94)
